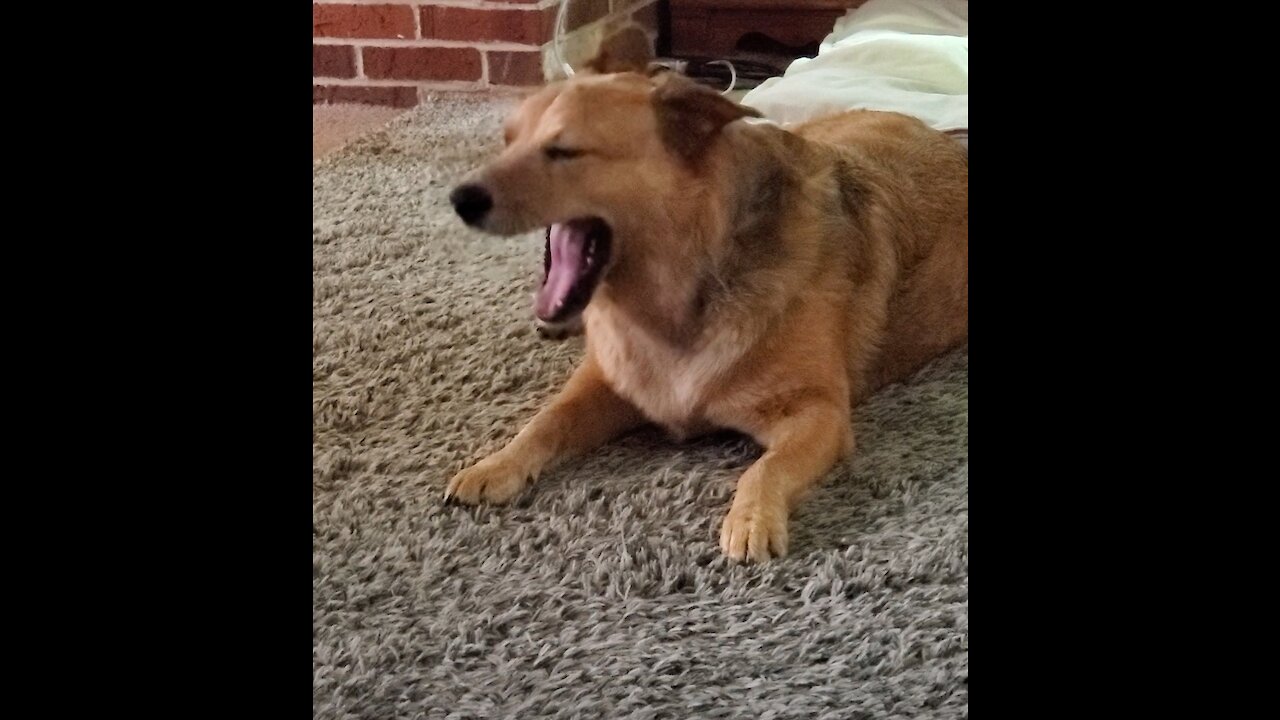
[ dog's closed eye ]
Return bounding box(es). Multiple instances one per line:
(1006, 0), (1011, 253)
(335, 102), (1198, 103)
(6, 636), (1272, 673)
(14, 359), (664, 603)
(544, 146), (585, 161)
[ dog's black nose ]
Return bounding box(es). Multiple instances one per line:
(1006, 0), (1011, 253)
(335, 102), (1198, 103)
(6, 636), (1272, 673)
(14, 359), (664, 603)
(449, 184), (492, 226)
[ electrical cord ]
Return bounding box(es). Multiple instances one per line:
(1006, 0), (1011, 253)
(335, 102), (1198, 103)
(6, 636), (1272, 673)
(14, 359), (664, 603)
(554, 0), (575, 78)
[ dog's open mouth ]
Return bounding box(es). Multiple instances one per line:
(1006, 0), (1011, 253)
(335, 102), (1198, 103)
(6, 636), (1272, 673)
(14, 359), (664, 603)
(535, 218), (612, 324)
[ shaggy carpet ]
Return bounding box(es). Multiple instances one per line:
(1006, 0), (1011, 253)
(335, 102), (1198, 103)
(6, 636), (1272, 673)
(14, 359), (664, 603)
(313, 94), (969, 719)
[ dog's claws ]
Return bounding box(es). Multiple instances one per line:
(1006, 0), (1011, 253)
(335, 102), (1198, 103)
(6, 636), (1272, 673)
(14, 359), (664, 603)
(719, 504), (788, 563)
(444, 458), (529, 505)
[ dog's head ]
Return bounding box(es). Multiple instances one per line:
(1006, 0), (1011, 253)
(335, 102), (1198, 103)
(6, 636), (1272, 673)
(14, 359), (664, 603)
(448, 27), (761, 329)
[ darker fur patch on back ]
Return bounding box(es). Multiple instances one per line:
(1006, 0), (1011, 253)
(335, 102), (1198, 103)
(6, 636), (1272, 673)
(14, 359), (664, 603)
(833, 159), (871, 220)
(735, 164), (789, 257)
(693, 143), (798, 318)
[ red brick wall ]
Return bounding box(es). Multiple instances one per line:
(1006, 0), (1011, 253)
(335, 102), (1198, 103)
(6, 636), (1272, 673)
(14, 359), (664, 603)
(314, 1), (661, 107)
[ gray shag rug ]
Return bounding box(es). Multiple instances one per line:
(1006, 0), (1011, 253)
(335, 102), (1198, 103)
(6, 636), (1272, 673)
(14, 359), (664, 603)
(313, 94), (969, 719)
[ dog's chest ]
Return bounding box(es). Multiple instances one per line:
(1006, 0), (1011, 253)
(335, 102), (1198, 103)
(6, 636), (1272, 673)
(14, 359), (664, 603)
(587, 317), (732, 437)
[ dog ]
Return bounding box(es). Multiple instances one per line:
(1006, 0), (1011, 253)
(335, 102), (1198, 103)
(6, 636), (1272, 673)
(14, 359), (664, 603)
(444, 30), (968, 562)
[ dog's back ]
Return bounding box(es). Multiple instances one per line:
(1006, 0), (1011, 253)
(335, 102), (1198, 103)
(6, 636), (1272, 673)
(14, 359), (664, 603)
(444, 57), (969, 562)
(794, 109), (968, 397)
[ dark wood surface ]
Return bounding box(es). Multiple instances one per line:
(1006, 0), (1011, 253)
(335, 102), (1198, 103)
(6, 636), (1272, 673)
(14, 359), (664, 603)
(668, 0), (868, 56)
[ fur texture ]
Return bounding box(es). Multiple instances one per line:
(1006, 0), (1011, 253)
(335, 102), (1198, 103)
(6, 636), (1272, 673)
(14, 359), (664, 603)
(313, 94), (967, 717)
(445, 61), (967, 562)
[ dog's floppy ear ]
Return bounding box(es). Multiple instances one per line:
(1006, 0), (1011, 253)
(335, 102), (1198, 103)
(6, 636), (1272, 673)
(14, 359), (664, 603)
(584, 25), (655, 74)
(651, 72), (763, 162)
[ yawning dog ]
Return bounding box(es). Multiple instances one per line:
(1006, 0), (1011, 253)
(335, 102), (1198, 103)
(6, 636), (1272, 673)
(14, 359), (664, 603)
(444, 31), (968, 562)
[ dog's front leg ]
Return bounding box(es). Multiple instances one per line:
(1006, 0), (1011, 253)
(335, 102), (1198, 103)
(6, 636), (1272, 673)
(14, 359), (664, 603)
(720, 399), (853, 562)
(444, 355), (644, 505)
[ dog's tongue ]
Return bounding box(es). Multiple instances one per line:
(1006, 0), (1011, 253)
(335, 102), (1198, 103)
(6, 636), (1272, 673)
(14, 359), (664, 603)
(536, 222), (588, 320)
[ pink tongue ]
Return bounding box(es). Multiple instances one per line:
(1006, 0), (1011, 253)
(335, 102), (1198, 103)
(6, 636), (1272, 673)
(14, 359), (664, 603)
(536, 223), (588, 320)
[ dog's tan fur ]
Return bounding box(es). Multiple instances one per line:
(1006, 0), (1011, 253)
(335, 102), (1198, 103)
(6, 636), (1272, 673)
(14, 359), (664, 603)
(445, 36), (967, 562)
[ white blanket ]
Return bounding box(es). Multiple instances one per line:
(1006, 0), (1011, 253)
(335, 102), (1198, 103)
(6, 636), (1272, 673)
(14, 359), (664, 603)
(741, 0), (968, 131)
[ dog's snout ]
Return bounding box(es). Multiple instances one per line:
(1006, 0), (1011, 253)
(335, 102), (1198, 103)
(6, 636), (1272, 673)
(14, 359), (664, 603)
(450, 184), (493, 226)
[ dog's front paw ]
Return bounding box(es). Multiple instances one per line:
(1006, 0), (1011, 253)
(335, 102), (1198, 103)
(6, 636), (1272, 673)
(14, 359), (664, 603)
(444, 455), (531, 505)
(719, 503), (789, 562)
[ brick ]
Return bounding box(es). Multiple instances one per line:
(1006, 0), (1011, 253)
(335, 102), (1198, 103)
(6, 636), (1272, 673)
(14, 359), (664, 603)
(313, 84), (418, 107)
(313, 45), (357, 78)
(363, 46), (483, 81)
(565, 0), (609, 31)
(487, 51), (545, 86)
(313, 4), (416, 40)
(631, 1), (660, 35)
(420, 5), (554, 46)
